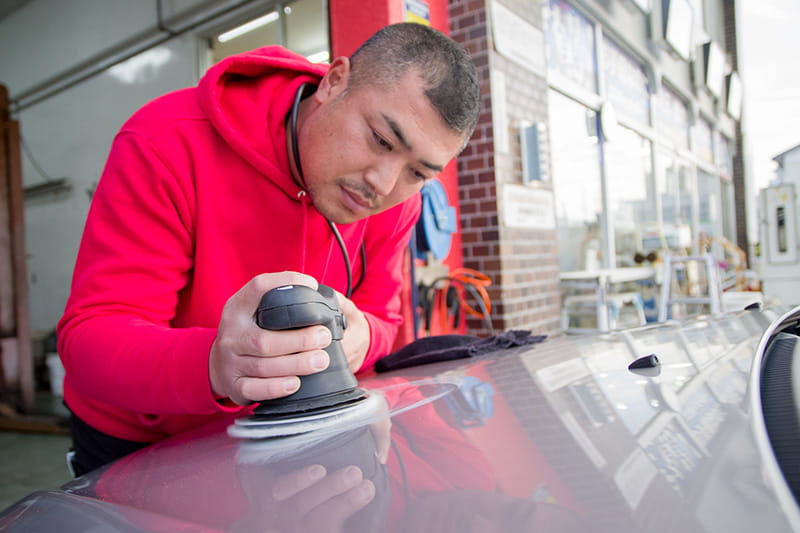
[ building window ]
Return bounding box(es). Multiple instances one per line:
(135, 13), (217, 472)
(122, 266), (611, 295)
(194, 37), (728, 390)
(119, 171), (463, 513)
(715, 133), (734, 178)
(655, 84), (690, 150)
(693, 117), (714, 164)
(601, 35), (650, 127)
(549, 90), (604, 271)
(543, 0), (598, 93)
(605, 126), (655, 266)
(720, 178), (736, 242)
(655, 151), (696, 252)
(283, 0), (330, 61)
(206, 0), (328, 66)
(712, 132), (737, 242)
(698, 170), (722, 238)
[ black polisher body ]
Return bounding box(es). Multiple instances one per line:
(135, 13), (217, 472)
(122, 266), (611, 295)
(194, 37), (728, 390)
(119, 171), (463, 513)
(252, 284), (366, 418)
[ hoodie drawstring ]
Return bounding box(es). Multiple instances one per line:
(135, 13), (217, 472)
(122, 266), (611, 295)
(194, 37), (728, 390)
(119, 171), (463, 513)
(297, 190), (309, 270)
(297, 190), (353, 297)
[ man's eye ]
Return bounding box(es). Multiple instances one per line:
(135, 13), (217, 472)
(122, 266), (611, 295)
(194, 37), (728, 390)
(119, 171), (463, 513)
(412, 169), (428, 181)
(373, 131), (392, 151)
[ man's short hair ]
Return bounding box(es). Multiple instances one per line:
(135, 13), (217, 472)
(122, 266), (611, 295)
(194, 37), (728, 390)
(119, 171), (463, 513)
(348, 23), (480, 145)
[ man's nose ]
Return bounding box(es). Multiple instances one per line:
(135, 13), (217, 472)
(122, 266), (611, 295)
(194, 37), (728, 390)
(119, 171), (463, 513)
(364, 158), (404, 196)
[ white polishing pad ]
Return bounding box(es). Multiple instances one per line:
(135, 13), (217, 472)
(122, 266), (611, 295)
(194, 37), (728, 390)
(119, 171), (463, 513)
(228, 393), (384, 440)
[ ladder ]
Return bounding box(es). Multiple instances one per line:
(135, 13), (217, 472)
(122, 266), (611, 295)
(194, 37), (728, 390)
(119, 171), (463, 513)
(657, 254), (722, 322)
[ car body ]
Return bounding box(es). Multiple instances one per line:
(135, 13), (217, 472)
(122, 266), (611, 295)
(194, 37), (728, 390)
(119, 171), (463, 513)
(2, 305), (799, 532)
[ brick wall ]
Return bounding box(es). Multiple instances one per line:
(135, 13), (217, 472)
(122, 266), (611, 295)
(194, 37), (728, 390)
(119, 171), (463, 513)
(450, 0), (562, 336)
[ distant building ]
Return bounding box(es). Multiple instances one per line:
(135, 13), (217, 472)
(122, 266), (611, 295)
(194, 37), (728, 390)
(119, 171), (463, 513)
(759, 143), (800, 305)
(773, 144), (800, 187)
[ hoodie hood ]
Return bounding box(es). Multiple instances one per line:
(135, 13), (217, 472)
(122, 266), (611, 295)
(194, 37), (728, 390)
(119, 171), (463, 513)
(197, 46), (328, 197)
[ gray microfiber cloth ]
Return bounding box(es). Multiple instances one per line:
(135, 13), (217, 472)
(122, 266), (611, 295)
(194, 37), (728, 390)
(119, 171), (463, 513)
(375, 330), (546, 372)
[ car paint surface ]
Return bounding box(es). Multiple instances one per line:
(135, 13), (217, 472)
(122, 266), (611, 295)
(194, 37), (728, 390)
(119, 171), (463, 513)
(1, 306), (798, 532)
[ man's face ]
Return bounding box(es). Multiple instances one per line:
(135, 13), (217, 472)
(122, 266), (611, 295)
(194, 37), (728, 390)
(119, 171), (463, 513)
(297, 59), (466, 225)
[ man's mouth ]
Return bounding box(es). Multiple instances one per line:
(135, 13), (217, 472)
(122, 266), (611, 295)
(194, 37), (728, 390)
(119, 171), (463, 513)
(341, 185), (375, 213)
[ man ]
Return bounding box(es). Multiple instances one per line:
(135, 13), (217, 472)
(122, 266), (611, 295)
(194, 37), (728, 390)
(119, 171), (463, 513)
(57, 22), (479, 476)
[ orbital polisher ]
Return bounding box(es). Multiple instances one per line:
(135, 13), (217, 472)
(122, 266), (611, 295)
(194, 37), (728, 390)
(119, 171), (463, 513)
(229, 284), (381, 439)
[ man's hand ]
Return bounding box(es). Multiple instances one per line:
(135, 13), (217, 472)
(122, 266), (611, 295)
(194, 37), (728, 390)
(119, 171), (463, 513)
(245, 464), (375, 533)
(272, 464), (376, 531)
(209, 272), (334, 405)
(335, 292), (370, 373)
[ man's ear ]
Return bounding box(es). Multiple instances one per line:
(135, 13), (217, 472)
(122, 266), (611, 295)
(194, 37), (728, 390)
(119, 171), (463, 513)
(315, 56), (351, 103)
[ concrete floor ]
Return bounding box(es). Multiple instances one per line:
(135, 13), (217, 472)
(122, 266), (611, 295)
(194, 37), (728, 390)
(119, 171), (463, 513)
(0, 393), (73, 512)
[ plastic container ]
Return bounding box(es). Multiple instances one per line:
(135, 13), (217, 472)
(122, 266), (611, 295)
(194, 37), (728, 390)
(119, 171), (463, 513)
(45, 353), (64, 397)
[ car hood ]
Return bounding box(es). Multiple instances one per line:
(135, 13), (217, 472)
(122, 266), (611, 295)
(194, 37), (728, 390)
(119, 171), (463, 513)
(2, 306), (799, 532)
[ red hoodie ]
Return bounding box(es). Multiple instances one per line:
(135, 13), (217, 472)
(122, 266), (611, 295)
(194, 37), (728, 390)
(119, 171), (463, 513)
(56, 47), (421, 443)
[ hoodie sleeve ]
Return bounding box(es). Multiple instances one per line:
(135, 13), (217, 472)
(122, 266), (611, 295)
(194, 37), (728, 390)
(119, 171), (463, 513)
(56, 131), (238, 417)
(353, 194), (421, 371)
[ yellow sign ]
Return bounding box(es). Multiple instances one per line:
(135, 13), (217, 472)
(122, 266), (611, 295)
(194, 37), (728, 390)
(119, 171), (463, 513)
(404, 0), (430, 26)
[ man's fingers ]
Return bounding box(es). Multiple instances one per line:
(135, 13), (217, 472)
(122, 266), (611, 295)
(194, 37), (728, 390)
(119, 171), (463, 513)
(211, 272), (325, 402)
(272, 464), (327, 501)
(271, 466), (376, 532)
(241, 325), (331, 357)
(289, 466), (366, 515)
(234, 375), (301, 403)
(224, 347), (330, 404)
(237, 350), (330, 379)
(302, 480), (376, 529)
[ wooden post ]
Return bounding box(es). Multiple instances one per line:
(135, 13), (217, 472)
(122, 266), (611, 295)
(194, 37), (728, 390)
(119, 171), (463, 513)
(0, 84), (34, 412)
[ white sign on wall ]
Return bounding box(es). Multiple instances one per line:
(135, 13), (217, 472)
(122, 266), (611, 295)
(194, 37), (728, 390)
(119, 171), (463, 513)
(502, 184), (556, 229)
(491, 1), (546, 76)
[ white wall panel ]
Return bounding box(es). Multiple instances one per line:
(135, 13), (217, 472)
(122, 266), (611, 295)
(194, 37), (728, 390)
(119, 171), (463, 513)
(0, 0), (312, 331)
(0, 0), (157, 96)
(10, 25), (199, 331)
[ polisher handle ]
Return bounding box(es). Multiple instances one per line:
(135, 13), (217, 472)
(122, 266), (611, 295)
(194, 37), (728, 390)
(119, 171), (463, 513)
(255, 284), (357, 402)
(256, 284), (346, 339)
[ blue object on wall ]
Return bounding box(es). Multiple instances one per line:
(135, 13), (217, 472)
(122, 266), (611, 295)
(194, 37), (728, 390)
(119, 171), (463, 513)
(415, 178), (456, 260)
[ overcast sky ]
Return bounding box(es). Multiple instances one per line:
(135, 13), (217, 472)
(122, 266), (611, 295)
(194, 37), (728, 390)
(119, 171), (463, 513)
(738, 0), (800, 239)
(739, 0), (800, 188)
